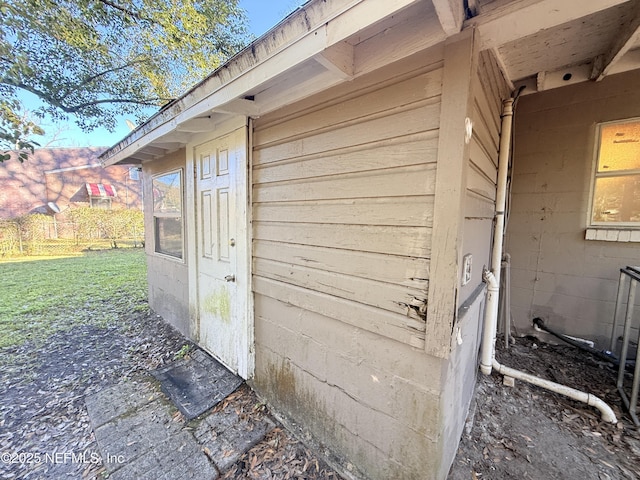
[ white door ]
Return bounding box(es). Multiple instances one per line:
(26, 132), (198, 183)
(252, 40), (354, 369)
(194, 129), (248, 375)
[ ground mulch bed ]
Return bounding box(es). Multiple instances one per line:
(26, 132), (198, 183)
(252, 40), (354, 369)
(449, 336), (640, 480)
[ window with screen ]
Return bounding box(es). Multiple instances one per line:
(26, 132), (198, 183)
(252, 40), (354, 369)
(152, 170), (183, 259)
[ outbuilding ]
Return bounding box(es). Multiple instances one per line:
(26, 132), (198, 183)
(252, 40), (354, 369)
(101, 1), (640, 478)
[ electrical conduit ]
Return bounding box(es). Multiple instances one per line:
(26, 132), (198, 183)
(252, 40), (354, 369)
(479, 97), (617, 424)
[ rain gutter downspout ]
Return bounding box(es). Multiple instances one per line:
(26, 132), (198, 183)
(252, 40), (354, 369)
(479, 97), (617, 424)
(479, 97), (513, 376)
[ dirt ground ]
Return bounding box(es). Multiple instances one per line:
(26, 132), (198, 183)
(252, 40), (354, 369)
(449, 336), (640, 480)
(2, 308), (639, 479)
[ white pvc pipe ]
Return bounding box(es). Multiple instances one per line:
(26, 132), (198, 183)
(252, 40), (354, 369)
(479, 98), (617, 424)
(503, 253), (511, 349)
(492, 358), (617, 424)
(480, 98), (513, 375)
(480, 270), (500, 375)
(483, 271), (617, 423)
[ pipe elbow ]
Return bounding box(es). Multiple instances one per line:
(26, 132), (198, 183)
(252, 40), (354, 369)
(587, 394), (618, 424)
(483, 269), (499, 291)
(492, 360), (617, 424)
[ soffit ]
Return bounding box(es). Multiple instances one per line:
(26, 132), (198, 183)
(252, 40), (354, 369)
(466, 0), (640, 93)
(497, 3), (630, 81)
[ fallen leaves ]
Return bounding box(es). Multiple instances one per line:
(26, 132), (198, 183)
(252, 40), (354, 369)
(0, 311), (189, 479)
(221, 427), (340, 480)
(450, 336), (640, 480)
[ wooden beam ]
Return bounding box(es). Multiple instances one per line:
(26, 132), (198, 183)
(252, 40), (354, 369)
(425, 28), (478, 359)
(215, 98), (261, 116)
(537, 63), (592, 91)
(592, 0), (640, 81)
(490, 47), (515, 90)
(467, 0), (631, 50)
(156, 131), (192, 143)
(125, 151), (155, 160)
(141, 146), (169, 156)
(176, 116), (217, 133)
(432, 0), (464, 35)
(108, 157), (142, 166)
(314, 41), (355, 79)
(257, 69), (345, 114)
(151, 142), (184, 150)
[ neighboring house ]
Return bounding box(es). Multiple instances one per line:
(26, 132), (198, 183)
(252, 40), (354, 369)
(0, 147), (142, 219)
(100, 1), (640, 479)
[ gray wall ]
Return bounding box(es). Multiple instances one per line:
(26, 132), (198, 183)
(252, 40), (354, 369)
(506, 70), (640, 346)
(143, 149), (191, 337)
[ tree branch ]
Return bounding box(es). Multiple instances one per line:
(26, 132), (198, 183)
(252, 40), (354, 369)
(73, 58), (150, 91)
(94, 0), (146, 22)
(1, 77), (171, 113)
(64, 97), (171, 112)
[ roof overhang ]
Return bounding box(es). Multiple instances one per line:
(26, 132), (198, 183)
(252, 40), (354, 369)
(101, 0), (640, 166)
(466, 0), (640, 93)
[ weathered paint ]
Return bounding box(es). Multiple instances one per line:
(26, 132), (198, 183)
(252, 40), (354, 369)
(252, 48), (440, 349)
(108, 3), (640, 480)
(202, 288), (231, 323)
(142, 149), (191, 338)
(252, 304), (445, 479)
(190, 124), (251, 377)
(435, 45), (510, 478)
(250, 29), (486, 478)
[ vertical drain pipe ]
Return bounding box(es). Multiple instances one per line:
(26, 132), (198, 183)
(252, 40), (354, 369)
(479, 96), (617, 424)
(502, 253), (512, 349)
(479, 98), (513, 375)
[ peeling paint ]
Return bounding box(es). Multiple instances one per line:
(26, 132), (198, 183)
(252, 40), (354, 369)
(203, 288), (231, 323)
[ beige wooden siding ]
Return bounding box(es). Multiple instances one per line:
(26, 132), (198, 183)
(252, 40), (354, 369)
(252, 64), (442, 348)
(461, 49), (510, 304)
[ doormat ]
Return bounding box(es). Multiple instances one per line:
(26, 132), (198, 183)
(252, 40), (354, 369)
(152, 348), (243, 420)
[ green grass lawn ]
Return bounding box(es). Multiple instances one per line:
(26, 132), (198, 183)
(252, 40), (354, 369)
(0, 249), (148, 349)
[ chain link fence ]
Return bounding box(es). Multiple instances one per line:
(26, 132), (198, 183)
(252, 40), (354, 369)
(0, 208), (144, 257)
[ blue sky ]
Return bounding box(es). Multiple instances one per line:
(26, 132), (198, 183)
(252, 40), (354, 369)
(26, 0), (303, 148)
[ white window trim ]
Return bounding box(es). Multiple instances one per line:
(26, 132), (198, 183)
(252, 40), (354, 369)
(586, 117), (640, 242)
(152, 168), (185, 261)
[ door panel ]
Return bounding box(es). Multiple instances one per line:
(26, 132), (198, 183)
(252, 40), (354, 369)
(218, 189), (230, 261)
(201, 191), (214, 258)
(195, 135), (240, 372)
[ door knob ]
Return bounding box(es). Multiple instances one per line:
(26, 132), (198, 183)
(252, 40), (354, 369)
(224, 274), (236, 282)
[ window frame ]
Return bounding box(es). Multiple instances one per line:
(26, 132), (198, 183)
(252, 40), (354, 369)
(588, 117), (640, 230)
(89, 197), (113, 209)
(152, 168), (184, 260)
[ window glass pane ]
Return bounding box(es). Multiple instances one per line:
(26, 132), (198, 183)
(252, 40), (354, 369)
(597, 121), (640, 172)
(90, 198), (112, 209)
(592, 175), (640, 223)
(153, 171), (182, 213)
(155, 217), (183, 258)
